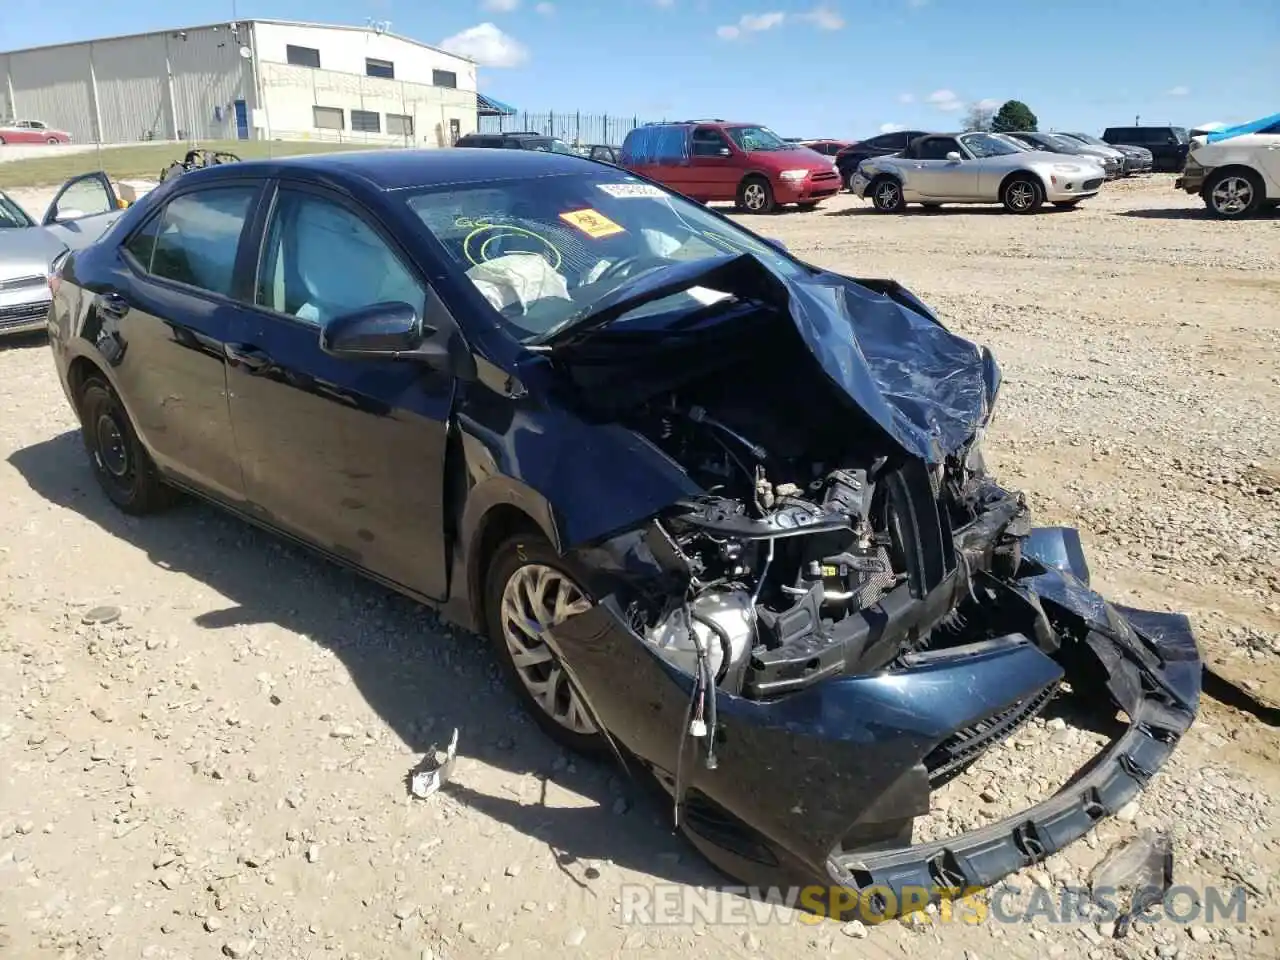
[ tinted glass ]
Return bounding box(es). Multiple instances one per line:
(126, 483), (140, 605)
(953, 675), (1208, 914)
(404, 170), (806, 343)
(917, 137), (960, 160)
(0, 193), (34, 228)
(691, 128), (730, 156)
(147, 187), (256, 296)
(257, 191), (426, 327)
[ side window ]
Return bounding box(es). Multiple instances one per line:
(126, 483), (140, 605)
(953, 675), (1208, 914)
(124, 213), (163, 271)
(256, 190), (426, 327)
(918, 137), (960, 160)
(51, 176), (114, 222)
(141, 186), (257, 296)
(691, 127), (730, 157)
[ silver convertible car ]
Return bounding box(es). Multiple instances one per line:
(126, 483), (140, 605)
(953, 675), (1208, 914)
(850, 132), (1108, 214)
(1, 173), (130, 336)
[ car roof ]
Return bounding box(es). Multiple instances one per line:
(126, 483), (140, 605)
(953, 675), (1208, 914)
(182, 148), (597, 192)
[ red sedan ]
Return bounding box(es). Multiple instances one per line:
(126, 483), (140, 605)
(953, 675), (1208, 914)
(0, 119), (73, 145)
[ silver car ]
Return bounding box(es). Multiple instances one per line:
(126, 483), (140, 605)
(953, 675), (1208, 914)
(0, 172), (129, 336)
(851, 132), (1107, 214)
(1004, 131), (1125, 179)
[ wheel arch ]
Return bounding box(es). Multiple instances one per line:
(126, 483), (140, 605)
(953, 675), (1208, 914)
(1201, 163), (1265, 195)
(458, 481), (563, 639)
(999, 168), (1047, 197)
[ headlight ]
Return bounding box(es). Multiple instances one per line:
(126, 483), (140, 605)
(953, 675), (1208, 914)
(779, 169), (810, 181)
(1053, 164), (1082, 173)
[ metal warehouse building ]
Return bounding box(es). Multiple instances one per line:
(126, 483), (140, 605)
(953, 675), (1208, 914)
(0, 19), (515, 147)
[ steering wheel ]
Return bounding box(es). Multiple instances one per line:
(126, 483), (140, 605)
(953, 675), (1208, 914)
(592, 254), (673, 287)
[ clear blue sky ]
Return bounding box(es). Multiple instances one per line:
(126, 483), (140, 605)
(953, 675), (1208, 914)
(4, 0), (1277, 138)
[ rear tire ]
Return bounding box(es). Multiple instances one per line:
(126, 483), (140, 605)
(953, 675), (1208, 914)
(869, 176), (906, 213)
(1002, 175), (1044, 214)
(736, 175), (775, 214)
(1203, 169), (1263, 219)
(484, 534), (609, 756)
(77, 376), (176, 514)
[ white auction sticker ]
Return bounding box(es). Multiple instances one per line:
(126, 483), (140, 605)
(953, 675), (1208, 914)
(596, 183), (667, 198)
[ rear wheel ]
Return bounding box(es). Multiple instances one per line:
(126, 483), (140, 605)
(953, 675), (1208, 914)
(76, 375), (176, 514)
(1002, 175), (1044, 214)
(1203, 169), (1263, 219)
(485, 534), (608, 755)
(736, 176), (775, 214)
(870, 176), (906, 213)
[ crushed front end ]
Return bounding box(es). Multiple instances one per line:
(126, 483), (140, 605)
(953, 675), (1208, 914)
(536, 259), (1201, 911)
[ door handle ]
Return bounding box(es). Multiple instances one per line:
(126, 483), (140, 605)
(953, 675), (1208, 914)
(225, 342), (271, 372)
(96, 292), (129, 318)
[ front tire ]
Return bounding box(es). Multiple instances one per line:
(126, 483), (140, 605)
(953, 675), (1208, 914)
(1002, 175), (1044, 214)
(76, 376), (176, 514)
(485, 534), (607, 755)
(736, 176), (775, 214)
(1203, 169), (1263, 219)
(870, 176), (906, 213)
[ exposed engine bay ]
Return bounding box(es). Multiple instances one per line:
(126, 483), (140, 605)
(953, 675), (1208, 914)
(615, 383), (1032, 702)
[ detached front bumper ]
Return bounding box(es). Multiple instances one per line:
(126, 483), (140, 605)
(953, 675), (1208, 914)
(547, 527), (1201, 911)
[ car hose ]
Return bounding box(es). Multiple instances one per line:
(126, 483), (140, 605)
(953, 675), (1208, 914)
(687, 611), (723, 770)
(690, 610), (733, 683)
(671, 653), (700, 830)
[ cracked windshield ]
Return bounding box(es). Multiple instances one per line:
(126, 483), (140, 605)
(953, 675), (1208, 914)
(406, 171), (802, 342)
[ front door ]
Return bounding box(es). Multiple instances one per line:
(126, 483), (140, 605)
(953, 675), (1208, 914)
(224, 182), (453, 600)
(911, 136), (977, 198)
(686, 126), (738, 201)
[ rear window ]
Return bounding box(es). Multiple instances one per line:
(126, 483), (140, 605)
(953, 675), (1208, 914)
(621, 126), (690, 164)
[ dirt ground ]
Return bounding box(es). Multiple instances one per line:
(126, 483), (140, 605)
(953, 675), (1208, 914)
(1, 175), (1277, 960)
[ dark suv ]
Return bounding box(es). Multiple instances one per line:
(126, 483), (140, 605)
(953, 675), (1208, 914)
(454, 131), (578, 155)
(1100, 126), (1189, 173)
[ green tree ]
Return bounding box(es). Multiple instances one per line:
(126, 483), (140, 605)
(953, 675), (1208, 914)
(991, 100), (1038, 133)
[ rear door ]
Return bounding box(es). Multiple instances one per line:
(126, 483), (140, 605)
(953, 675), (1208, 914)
(99, 179), (264, 502)
(687, 125), (738, 201)
(223, 179), (454, 600)
(41, 172), (126, 251)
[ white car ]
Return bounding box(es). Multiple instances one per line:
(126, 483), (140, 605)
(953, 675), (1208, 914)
(1176, 113), (1280, 218)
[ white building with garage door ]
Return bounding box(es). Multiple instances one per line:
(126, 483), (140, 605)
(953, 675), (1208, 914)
(0, 19), (516, 147)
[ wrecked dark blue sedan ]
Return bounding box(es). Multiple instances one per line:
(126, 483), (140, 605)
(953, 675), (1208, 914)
(46, 147), (1201, 915)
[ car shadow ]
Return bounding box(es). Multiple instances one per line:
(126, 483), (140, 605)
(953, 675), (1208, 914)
(0, 331), (49, 352)
(822, 205), (1077, 218)
(1118, 207), (1280, 220)
(6, 429), (721, 892)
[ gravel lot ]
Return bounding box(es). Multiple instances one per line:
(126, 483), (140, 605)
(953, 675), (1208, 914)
(1, 174), (1277, 960)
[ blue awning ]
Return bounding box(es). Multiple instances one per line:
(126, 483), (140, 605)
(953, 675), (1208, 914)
(477, 93), (518, 117)
(1206, 112), (1280, 143)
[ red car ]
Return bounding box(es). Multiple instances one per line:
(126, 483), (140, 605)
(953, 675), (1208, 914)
(619, 120), (841, 213)
(798, 138), (854, 157)
(0, 119), (73, 145)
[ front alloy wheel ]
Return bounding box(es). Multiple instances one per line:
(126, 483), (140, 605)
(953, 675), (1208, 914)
(1205, 172), (1262, 219)
(1002, 176), (1044, 214)
(871, 177), (906, 213)
(499, 562), (598, 736)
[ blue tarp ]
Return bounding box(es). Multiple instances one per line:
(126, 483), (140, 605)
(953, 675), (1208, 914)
(477, 93), (518, 117)
(1206, 112), (1280, 143)
(618, 125), (689, 164)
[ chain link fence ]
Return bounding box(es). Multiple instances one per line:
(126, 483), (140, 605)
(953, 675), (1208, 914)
(478, 111), (658, 147)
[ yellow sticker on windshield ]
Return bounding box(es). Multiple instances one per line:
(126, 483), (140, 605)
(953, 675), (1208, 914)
(559, 208), (625, 239)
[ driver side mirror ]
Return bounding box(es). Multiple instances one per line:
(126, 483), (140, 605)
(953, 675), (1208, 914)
(321, 301), (442, 363)
(945, 151), (962, 162)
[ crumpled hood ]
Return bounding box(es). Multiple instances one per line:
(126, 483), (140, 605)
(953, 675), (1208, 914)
(549, 252), (999, 464)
